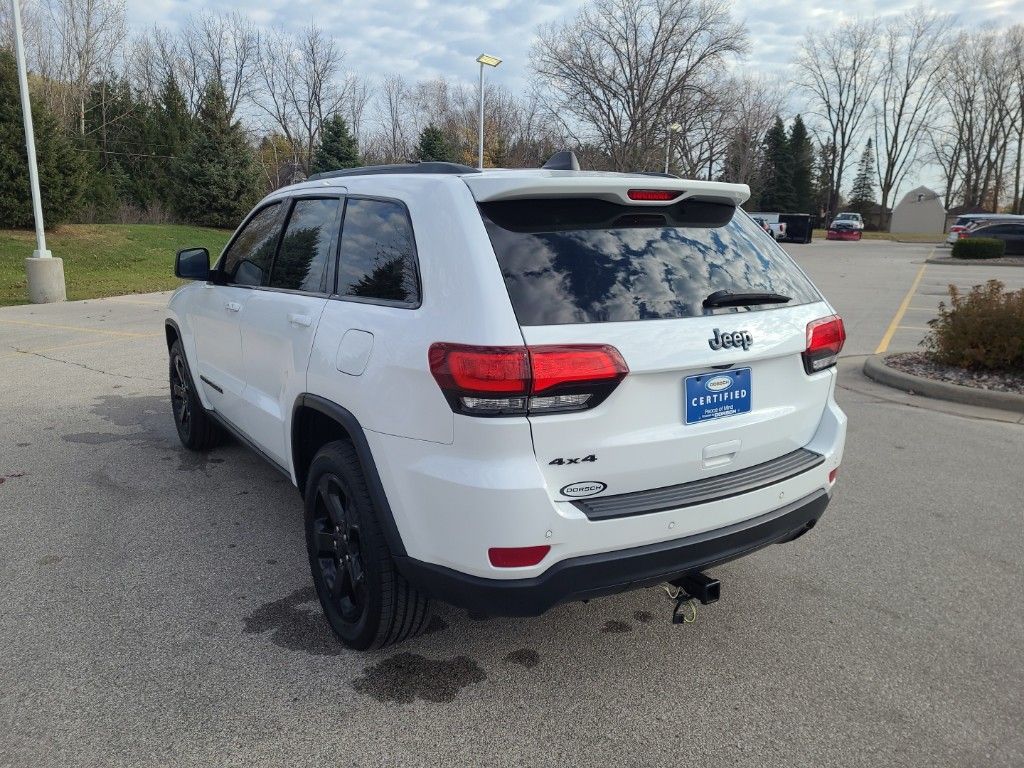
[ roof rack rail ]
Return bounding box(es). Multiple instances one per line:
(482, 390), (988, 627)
(307, 161), (481, 181)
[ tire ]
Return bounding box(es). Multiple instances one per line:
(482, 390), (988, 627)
(304, 440), (432, 650)
(168, 339), (223, 451)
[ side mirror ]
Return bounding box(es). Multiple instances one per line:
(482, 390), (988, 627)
(175, 247), (210, 280)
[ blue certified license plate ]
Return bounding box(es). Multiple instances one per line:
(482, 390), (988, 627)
(684, 368), (752, 424)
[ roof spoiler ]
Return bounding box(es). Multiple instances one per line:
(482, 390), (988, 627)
(465, 175), (750, 207)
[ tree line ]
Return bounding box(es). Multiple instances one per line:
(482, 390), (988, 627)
(1, 0), (1022, 231)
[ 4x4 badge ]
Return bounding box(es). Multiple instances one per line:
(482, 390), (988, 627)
(708, 328), (752, 351)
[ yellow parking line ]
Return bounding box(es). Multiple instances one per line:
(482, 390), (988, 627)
(0, 317), (156, 338)
(875, 258), (930, 354)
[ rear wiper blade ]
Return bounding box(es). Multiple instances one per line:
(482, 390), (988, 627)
(702, 290), (791, 309)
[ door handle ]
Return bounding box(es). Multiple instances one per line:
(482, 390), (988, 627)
(225, 301), (241, 312)
(288, 313), (312, 328)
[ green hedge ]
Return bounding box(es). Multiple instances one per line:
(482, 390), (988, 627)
(952, 237), (1006, 259)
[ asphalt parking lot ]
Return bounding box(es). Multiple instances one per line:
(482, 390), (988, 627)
(1, 239), (1022, 767)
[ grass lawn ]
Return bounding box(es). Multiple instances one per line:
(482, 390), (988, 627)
(0, 224), (232, 307)
(811, 229), (943, 244)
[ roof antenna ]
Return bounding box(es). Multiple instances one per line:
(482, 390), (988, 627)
(542, 150), (580, 171)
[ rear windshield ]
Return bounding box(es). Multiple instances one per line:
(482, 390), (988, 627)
(480, 198), (821, 326)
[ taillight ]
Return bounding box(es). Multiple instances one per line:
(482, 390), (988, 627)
(429, 343), (628, 416)
(803, 316), (846, 374)
(627, 189), (682, 201)
(488, 545), (550, 568)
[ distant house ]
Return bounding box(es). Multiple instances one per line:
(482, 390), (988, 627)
(890, 186), (945, 235)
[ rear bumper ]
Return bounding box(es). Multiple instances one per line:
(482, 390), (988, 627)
(395, 488), (830, 616)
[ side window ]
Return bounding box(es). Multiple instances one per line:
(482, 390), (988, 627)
(221, 203), (282, 287)
(270, 198), (342, 293)
(337, 198), (420, 304)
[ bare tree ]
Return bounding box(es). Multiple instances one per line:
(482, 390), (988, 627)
(936, 30), (1017, 210)
(797, 18), (879, 216)
(180, 11), (258, 119)
(1007, 25), (1024, 214)
(718, 76), (784, 186)
(42, 0), (126, 133)
(873, 9), (947, 228)
(254, 24), (348, 175)
(531, 0), (746, 171)
(373, 74), (411, 163)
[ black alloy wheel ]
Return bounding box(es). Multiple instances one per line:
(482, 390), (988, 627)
(310, 473), (368, 624)
(168, 339), (222, 450)
(304, 441), (432, 650)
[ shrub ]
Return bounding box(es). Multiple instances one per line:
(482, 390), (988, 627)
(923, 280), (1024, 371)
(952, 237), (1006, 259)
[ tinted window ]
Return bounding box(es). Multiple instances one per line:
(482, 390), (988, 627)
(270, 198), (341, 292)
(221, 203), (282, 286)
(337, 198), (419, 304)
(481, 200), (821, 326)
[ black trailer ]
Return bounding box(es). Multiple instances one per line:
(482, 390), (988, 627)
(779, 214), (813, 244)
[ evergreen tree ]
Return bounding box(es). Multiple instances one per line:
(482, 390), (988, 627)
(155, 74), (193, 211)
(0, 50), (85, 228)
(173, 81), (260, 228)
(416, 124), (456, 163)
(849, 139), (876, 219)
(312, 114), (360, 174)
(758, 117), (795, 212)
(788, 114), (815, 214)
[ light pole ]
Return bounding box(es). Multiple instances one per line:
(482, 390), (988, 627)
(476, 53), (501, 169)
(11, 0), (65, 303)
(664, 122), (682, 175)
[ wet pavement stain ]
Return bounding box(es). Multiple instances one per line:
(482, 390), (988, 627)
(352, 653), (486, 704)
(601, 619), (633, 634)
(242, 586), (343, 656)
(16, 442), (29, 447)
(504, 648), (540, 669)
(36, 554), (62, 566)
(59, 394), (217, 471)
(633, 610), (654, 624)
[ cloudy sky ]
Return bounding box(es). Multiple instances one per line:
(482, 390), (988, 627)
(125, 0), (1023, 95)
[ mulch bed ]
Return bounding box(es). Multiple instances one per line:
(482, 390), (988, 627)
(885, 352), (1024, 395)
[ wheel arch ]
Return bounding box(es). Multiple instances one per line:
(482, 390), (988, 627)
(165, 318), (181, 351)
(291, 394), (407, 557)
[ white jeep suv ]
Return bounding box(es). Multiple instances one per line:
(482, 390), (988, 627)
(165, 157), (847, 650)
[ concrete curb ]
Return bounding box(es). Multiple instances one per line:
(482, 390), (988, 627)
(925, 255), (1024, 267)
(863, 355), (1024, 414)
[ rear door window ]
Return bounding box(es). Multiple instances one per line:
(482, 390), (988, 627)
(480, 199), (820, 326)
(337, 197), (419, 305)
(269, 198), (341, 293)
(220, 203), (282, 287)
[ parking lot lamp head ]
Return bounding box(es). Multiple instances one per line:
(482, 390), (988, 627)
(476, 54), (502, 169)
